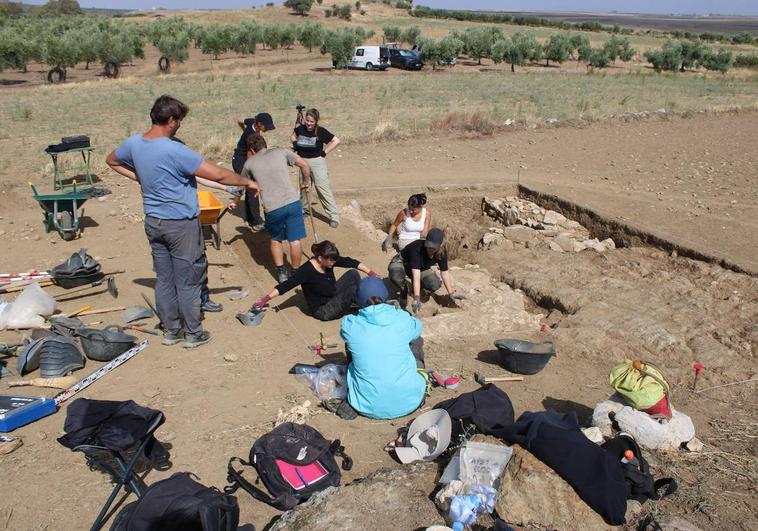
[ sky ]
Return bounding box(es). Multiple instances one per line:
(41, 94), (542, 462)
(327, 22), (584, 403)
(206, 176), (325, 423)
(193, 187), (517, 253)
(22, 1), (758, 17)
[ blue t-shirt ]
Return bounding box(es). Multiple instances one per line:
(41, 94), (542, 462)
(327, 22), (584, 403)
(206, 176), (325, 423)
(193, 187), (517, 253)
(114, 134), (204, 220)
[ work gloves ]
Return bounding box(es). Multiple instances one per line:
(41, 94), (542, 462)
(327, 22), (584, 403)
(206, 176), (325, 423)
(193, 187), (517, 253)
(412, 297), (423, 314)
(252, 294), (272, 311)
(381, 235), (393, 252)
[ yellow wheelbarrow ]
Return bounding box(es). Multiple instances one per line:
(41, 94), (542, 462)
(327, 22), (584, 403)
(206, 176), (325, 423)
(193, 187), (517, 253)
(198, 191), (228, 250)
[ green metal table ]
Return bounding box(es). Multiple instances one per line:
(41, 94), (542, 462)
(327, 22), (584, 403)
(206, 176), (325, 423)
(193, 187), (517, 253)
(48, 145), (96, 191)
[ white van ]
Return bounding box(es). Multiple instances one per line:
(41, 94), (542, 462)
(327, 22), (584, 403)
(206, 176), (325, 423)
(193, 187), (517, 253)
(348, 45), (390, 71)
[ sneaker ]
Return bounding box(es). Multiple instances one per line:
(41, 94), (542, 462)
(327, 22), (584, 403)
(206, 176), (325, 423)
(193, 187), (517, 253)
(250, 223), (265, 233)
(277, 266), (289, 284)
(201, 300), (223, 313)
(329, 219), (339, 228)
(161, 328), (184, 346)
(183, 330), (211, 349)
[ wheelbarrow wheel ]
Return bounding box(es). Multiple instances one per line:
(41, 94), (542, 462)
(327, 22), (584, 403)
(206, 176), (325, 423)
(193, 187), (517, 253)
(58, 211), (76, 241)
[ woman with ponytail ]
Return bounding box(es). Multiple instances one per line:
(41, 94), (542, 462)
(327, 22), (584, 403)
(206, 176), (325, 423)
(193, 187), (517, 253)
(382, 193), (431, 252)
(291, 108), (341, 228)
(251, 240), (379, 321)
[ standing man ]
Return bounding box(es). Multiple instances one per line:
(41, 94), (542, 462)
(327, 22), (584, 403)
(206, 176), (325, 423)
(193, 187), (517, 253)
(243, 133), (311, 283)
(232, 113), (275, 232)
(106, 95), (258, 348)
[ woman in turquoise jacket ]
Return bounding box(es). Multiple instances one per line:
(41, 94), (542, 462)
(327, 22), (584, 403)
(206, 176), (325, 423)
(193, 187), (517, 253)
(341, 277), (427, 419)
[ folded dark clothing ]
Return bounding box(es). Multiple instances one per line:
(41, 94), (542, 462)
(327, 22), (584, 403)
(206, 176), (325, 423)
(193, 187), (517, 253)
(58, 398), (164, 453)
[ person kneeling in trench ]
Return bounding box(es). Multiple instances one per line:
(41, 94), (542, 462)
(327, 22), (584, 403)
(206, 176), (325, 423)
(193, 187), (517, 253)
(388, 227), (461, 314)
(332, 276), (427, 421)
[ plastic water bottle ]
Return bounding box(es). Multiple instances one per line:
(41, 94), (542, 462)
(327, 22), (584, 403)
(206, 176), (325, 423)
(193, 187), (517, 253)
(449, 495), (481, 527)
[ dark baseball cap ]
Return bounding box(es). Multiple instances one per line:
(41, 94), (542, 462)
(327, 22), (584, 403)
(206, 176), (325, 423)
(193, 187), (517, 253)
(254, 112), (275, 130)
(424, 228), (444, 250)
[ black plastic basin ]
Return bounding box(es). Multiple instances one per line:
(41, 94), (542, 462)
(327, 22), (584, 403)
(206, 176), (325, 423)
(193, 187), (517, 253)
(494, 339), (555, 375)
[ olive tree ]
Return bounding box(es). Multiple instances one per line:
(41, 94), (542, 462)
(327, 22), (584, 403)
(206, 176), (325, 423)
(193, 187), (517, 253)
(283, 0), (312, 15)
(297, 21), (323, 52)
(644, 40), (683, 72)
(543, 33), (571, 66)
(41, 32), (81, 82)
(383, 25), (401, 43)
(703, 48), (733, 73)
(569, 34), (591, 61)
(232, 20), (261, 56)
(322, 28), (363, 68)
(150, 17), (191, 71)
(400, 25), (420, 47)
(199, 24), (234, 59)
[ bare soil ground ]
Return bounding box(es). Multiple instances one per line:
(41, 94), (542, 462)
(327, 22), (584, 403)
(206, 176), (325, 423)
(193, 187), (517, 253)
(0, 111), (756, 530)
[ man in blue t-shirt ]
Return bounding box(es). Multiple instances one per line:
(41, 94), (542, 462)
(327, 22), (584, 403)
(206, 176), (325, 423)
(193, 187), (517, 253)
(106, 95), (258, 349)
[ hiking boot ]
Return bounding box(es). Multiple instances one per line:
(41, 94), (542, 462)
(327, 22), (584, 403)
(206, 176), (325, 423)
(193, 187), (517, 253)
(250, 223), (265, 233)
(183, 330), (211, 349)
(201, 300), (223, 313)
(161, 329), (184, 346)
(322, 399), (358, 420)
(329, 219), (339, 228)
(276, 266), (289, 284)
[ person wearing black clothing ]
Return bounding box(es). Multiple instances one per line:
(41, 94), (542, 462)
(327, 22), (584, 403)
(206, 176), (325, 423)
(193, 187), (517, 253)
(388, 228), (459, 314)
(290, 108), (341, 228)
(232, 112), (275, 231)
(251, 241), (379, 321)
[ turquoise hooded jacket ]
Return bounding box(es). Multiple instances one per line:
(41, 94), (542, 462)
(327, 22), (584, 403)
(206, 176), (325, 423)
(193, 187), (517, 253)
(340, 304), (426, 419)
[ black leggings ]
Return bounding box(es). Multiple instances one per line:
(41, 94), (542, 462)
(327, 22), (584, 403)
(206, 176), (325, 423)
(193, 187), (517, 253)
(312, 270), (360, 321)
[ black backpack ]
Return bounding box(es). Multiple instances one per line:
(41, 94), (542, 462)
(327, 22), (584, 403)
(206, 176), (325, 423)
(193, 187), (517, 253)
(435, 384), (515, 451)
(602, 433), (677, 504)
(225, 422), (353, 511)
(110, 472), (239, 531)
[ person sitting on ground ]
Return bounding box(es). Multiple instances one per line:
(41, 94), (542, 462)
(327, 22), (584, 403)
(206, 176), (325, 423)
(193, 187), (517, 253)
(242, 133), (311, 284)
(251, 240), (379, 321)
(382, 193), (431, 252)
(388, 228), (460, 314)
(340, 276), (427, 420)
(232, 112), (275, 232)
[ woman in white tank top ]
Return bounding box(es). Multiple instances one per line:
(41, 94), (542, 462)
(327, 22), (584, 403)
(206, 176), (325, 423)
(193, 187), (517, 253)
(382, 193), (432, 251)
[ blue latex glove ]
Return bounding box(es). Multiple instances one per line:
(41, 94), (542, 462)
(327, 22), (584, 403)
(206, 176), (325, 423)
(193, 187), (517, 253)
(412, 298), (423, 314)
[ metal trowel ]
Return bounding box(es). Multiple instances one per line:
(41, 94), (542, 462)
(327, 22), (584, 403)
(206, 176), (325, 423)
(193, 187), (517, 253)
(236, 307), (266, 326)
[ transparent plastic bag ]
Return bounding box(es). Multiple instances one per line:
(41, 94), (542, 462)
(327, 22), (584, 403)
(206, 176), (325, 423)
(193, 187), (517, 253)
(294, 363), (348, 401)
(0, 283), (56, 330)
(459, 441), (513, 488)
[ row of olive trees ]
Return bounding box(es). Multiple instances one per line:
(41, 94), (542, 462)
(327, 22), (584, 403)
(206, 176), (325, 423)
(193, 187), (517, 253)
(413, 28), (636, 71)
(0, 16), (144, 81)
(644, 39), (734, 73)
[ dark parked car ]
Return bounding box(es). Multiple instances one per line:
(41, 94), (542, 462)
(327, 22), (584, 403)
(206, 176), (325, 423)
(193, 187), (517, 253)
(388, 48), (423, 70)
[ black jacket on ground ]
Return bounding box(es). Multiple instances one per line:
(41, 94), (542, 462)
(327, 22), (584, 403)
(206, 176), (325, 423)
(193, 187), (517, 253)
(494, 410), (628, 526)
